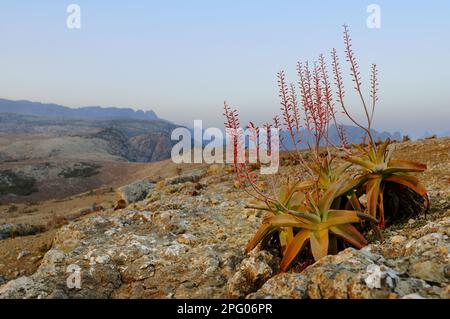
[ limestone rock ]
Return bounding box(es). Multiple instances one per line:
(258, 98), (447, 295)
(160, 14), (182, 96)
(227, 250), (280, 299)
(247, 273), (309, 299)
(118, 180), (154, 204)
(0, 185), (256, 299)
(164, 170), (206, 185)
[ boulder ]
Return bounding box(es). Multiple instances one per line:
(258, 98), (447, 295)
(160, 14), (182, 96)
(247, 273), (309, 299)
(118, 180), (154, 204)
(227, 250), (280, 299)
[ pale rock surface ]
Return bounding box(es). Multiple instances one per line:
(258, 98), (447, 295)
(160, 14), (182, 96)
(118, 181), (155, 204)
(251, 215), (449, 299)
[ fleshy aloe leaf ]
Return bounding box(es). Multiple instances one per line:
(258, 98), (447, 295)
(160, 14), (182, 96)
(334, 163), (353, 179)
(270, 214), (316, 229)
(335, 175), (369, 198)
(245, 217), (275, 253)
(343, 155), (374, 171)
(321, 210), (361, 228)
(376, 139), (390, 163)
(288, 191), (306, 211)
(384, 160), (427, 174)
(330, 224), (367, 248)
(366, 176), (382, 218)
(348, 192), (363, 212)
(287, 210), (321, 224)
(310, 229), (329, 261)
(279, 227), (294, 255)
(294, 180), (316, 191)
(368, 145), (377, 163)
(378, 184), (385, 229)
(352, 143), (368, 154)
(278, 185), (291, 206)
(279, 230), (311, 272)
(387, 173), (420, 186)
(384, 175), (429, 211)
(319, 179), (348, 213)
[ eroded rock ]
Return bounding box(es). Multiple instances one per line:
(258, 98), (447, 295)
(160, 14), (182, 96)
(118, 181), (154, 204)
(164, 170), (206, 186)
(227, 250), (280, 299)
(247, 273), (309, 299)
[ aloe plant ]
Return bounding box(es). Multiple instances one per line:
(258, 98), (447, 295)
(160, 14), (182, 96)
(343, 140), (429, 228)
(224, 26), (429, 273)
(246, 180), (313, 254)
(246, 180), (373, 271)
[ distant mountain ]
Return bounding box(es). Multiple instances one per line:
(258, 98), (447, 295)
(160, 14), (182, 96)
(280, 125), (402, 149)
(0, 98), (158, 121)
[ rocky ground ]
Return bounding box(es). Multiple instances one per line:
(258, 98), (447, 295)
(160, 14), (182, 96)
(0, 138), (448, 298)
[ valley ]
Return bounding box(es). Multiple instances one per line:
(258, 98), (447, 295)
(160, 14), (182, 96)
(0, 99), (185, 203)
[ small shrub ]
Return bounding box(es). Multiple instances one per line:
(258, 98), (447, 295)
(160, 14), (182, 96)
(7, 205), (19, 213)
(58, 162), (101, 179)
(0, 170), (37, 196)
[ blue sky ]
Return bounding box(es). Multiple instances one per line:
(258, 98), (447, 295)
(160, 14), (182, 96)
(0, 0), (449, 137)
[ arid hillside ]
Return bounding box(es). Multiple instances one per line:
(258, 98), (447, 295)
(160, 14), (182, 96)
(0, 137), (448, 298)
(0, 113), (184, 203)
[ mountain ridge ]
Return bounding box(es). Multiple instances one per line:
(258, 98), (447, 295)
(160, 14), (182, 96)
(0, 98), (158, 121)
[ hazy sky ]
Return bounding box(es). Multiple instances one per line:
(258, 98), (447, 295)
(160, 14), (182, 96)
(0, 0), (449, 137)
